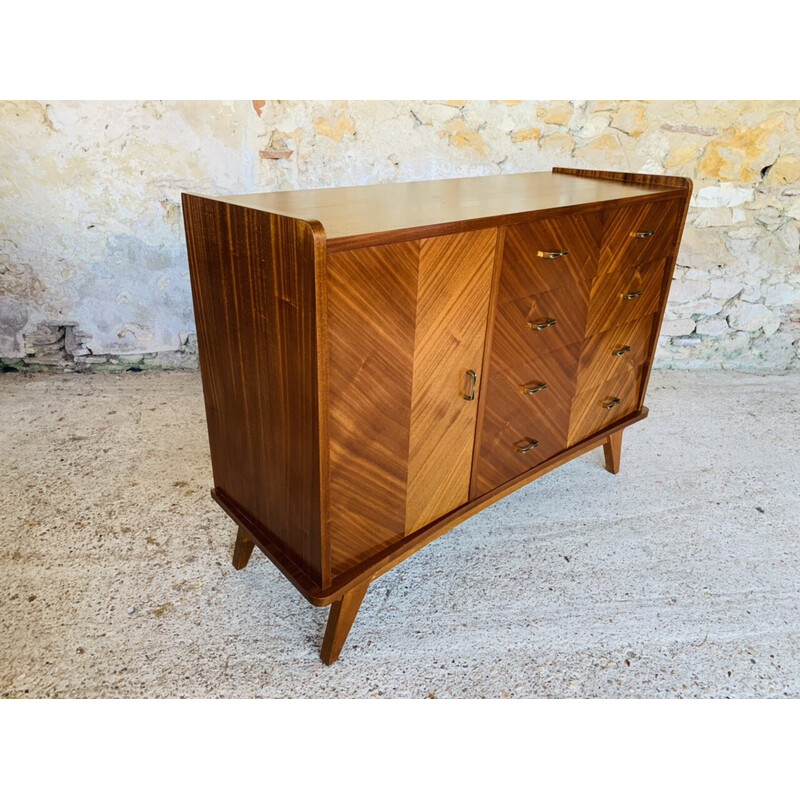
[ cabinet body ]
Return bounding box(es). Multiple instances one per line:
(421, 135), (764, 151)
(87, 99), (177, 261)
(183, 168), (691, 662)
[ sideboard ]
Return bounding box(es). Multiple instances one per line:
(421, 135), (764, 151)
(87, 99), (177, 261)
(182, 167), (692, 664)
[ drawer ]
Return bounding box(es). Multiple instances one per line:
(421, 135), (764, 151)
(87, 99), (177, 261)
(495, 279), (591, 358)
(498, 211), (603, 301)
(575, 314), (656, 395)
(473, 342), (580, 496)
(601, 199), (681, 272)
(568, 366), (643, 447)
(586, 257), (667, 337)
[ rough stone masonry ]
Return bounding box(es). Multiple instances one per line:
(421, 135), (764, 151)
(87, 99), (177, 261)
(1, 100), (798, 371)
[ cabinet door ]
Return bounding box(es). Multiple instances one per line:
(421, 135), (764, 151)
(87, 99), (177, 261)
(327, 241), (420, 576)
(326, 229), (496, 577)
(405, 228), (496, 533)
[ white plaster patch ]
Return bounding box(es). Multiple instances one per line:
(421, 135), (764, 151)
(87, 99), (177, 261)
(694, 185), (755, 208)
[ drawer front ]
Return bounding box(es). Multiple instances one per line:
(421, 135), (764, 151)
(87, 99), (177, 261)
(568, 366), (644, 447)
(495, 279), (591, 359)
(498, 211), (603, 302)
(576, 314), (656, 395)
(473, 341), (580, 496)
(586, 257), (667, 337)
(601, 199), (681, 273)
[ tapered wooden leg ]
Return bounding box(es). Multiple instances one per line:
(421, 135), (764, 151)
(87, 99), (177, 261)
(320, 580), (370, 665)
(232, 526), (255, 570)
(603, 430), (623, 475)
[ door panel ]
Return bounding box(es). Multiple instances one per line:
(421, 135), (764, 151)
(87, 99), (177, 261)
(405, 228), (497, 533)
(327, 241), (420, 576)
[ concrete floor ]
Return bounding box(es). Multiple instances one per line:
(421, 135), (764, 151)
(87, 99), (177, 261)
(1, 369), (798, 698)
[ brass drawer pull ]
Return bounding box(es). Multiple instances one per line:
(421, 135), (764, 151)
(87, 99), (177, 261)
(463, 369), (477, 401)
(528, 317), (557, 330)
(513, 437), (539, 454)
(612, 345), (631, 357)
(536, 249), (569, 259)
(632, 230), (656, 239)
(601, 396), (621, 409)
(520, 381), (548, 395)
(623, 291), (643, 300)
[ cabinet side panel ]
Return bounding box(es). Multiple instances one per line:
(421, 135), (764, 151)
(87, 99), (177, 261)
(326, 242), (419, 577)
(182, 195), (324, 586)
(405, 228), (496, 533)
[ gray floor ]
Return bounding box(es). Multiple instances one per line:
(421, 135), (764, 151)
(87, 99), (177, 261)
(1, 369), (798, 698)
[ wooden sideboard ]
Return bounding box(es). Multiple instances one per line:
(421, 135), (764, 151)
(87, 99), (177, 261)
(182, 168), (692, 664)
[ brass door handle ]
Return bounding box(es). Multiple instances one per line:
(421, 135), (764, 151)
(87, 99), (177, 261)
(528, 317), (557, 330)
(612, 345), (631, 357)
(520, 381), (548, 395)
(463, 369), (477, 401)
(536, 249), (569, 259)
(632, 230), (656, 238)
(513, 437), (539, 454)
(623, 291), (643, 300)
(601, 397), (621, 409)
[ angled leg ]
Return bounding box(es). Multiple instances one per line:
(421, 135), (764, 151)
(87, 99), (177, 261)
(603, 430), (623, 475)
(320, 580), (370, 665)
(232, 526), (256, 570)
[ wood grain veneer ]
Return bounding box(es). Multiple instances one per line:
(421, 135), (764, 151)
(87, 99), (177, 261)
(182, 195), (328, 585)
(215, 171), (682, 252)
(405, 228), (496, 533)
(182, 167), (692, 664)
(326, 241), (419, 576)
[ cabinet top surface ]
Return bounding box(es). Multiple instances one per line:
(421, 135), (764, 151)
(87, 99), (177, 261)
(203, 170), (681, 247)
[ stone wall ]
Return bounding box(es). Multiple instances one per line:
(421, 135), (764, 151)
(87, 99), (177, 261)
(1, 100), (798, 371)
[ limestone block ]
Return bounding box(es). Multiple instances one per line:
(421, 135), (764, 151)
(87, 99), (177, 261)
(784, 199), (800, 220)
(697, 117), (784, 182)
(665, 143), (702, 170)
(585, 100), (618, 114)
(765, 283), (800, 307)
(748, 223), (800, 270)
(438, 119), (488, 156)
(709, 279), (745, 300)
(537, 102), (574, 127)
(726, 226), (762, 240)
(696, 317), (730, 336)
(678, 227), (734, 269)
(668, 279), (711, 304)
(683, 298), (724, 317)
(762, 315), (782, 336)
(669, 335), (702, 347)
(765, 154), (800, 186)
(610, 102), (647, 136)
(661, 318), (697, 336)
(754, 207), (785, 231)
(727, 301), (773, 332)
(510, 128), (541, 144)
(695, 184), (755, 208)
(683, 268), (711, 282)
(740, 284), (764, 302)
(694, 207), (734, 228)
(539, 133), (573, 154)
(575, 113), (612, 141)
